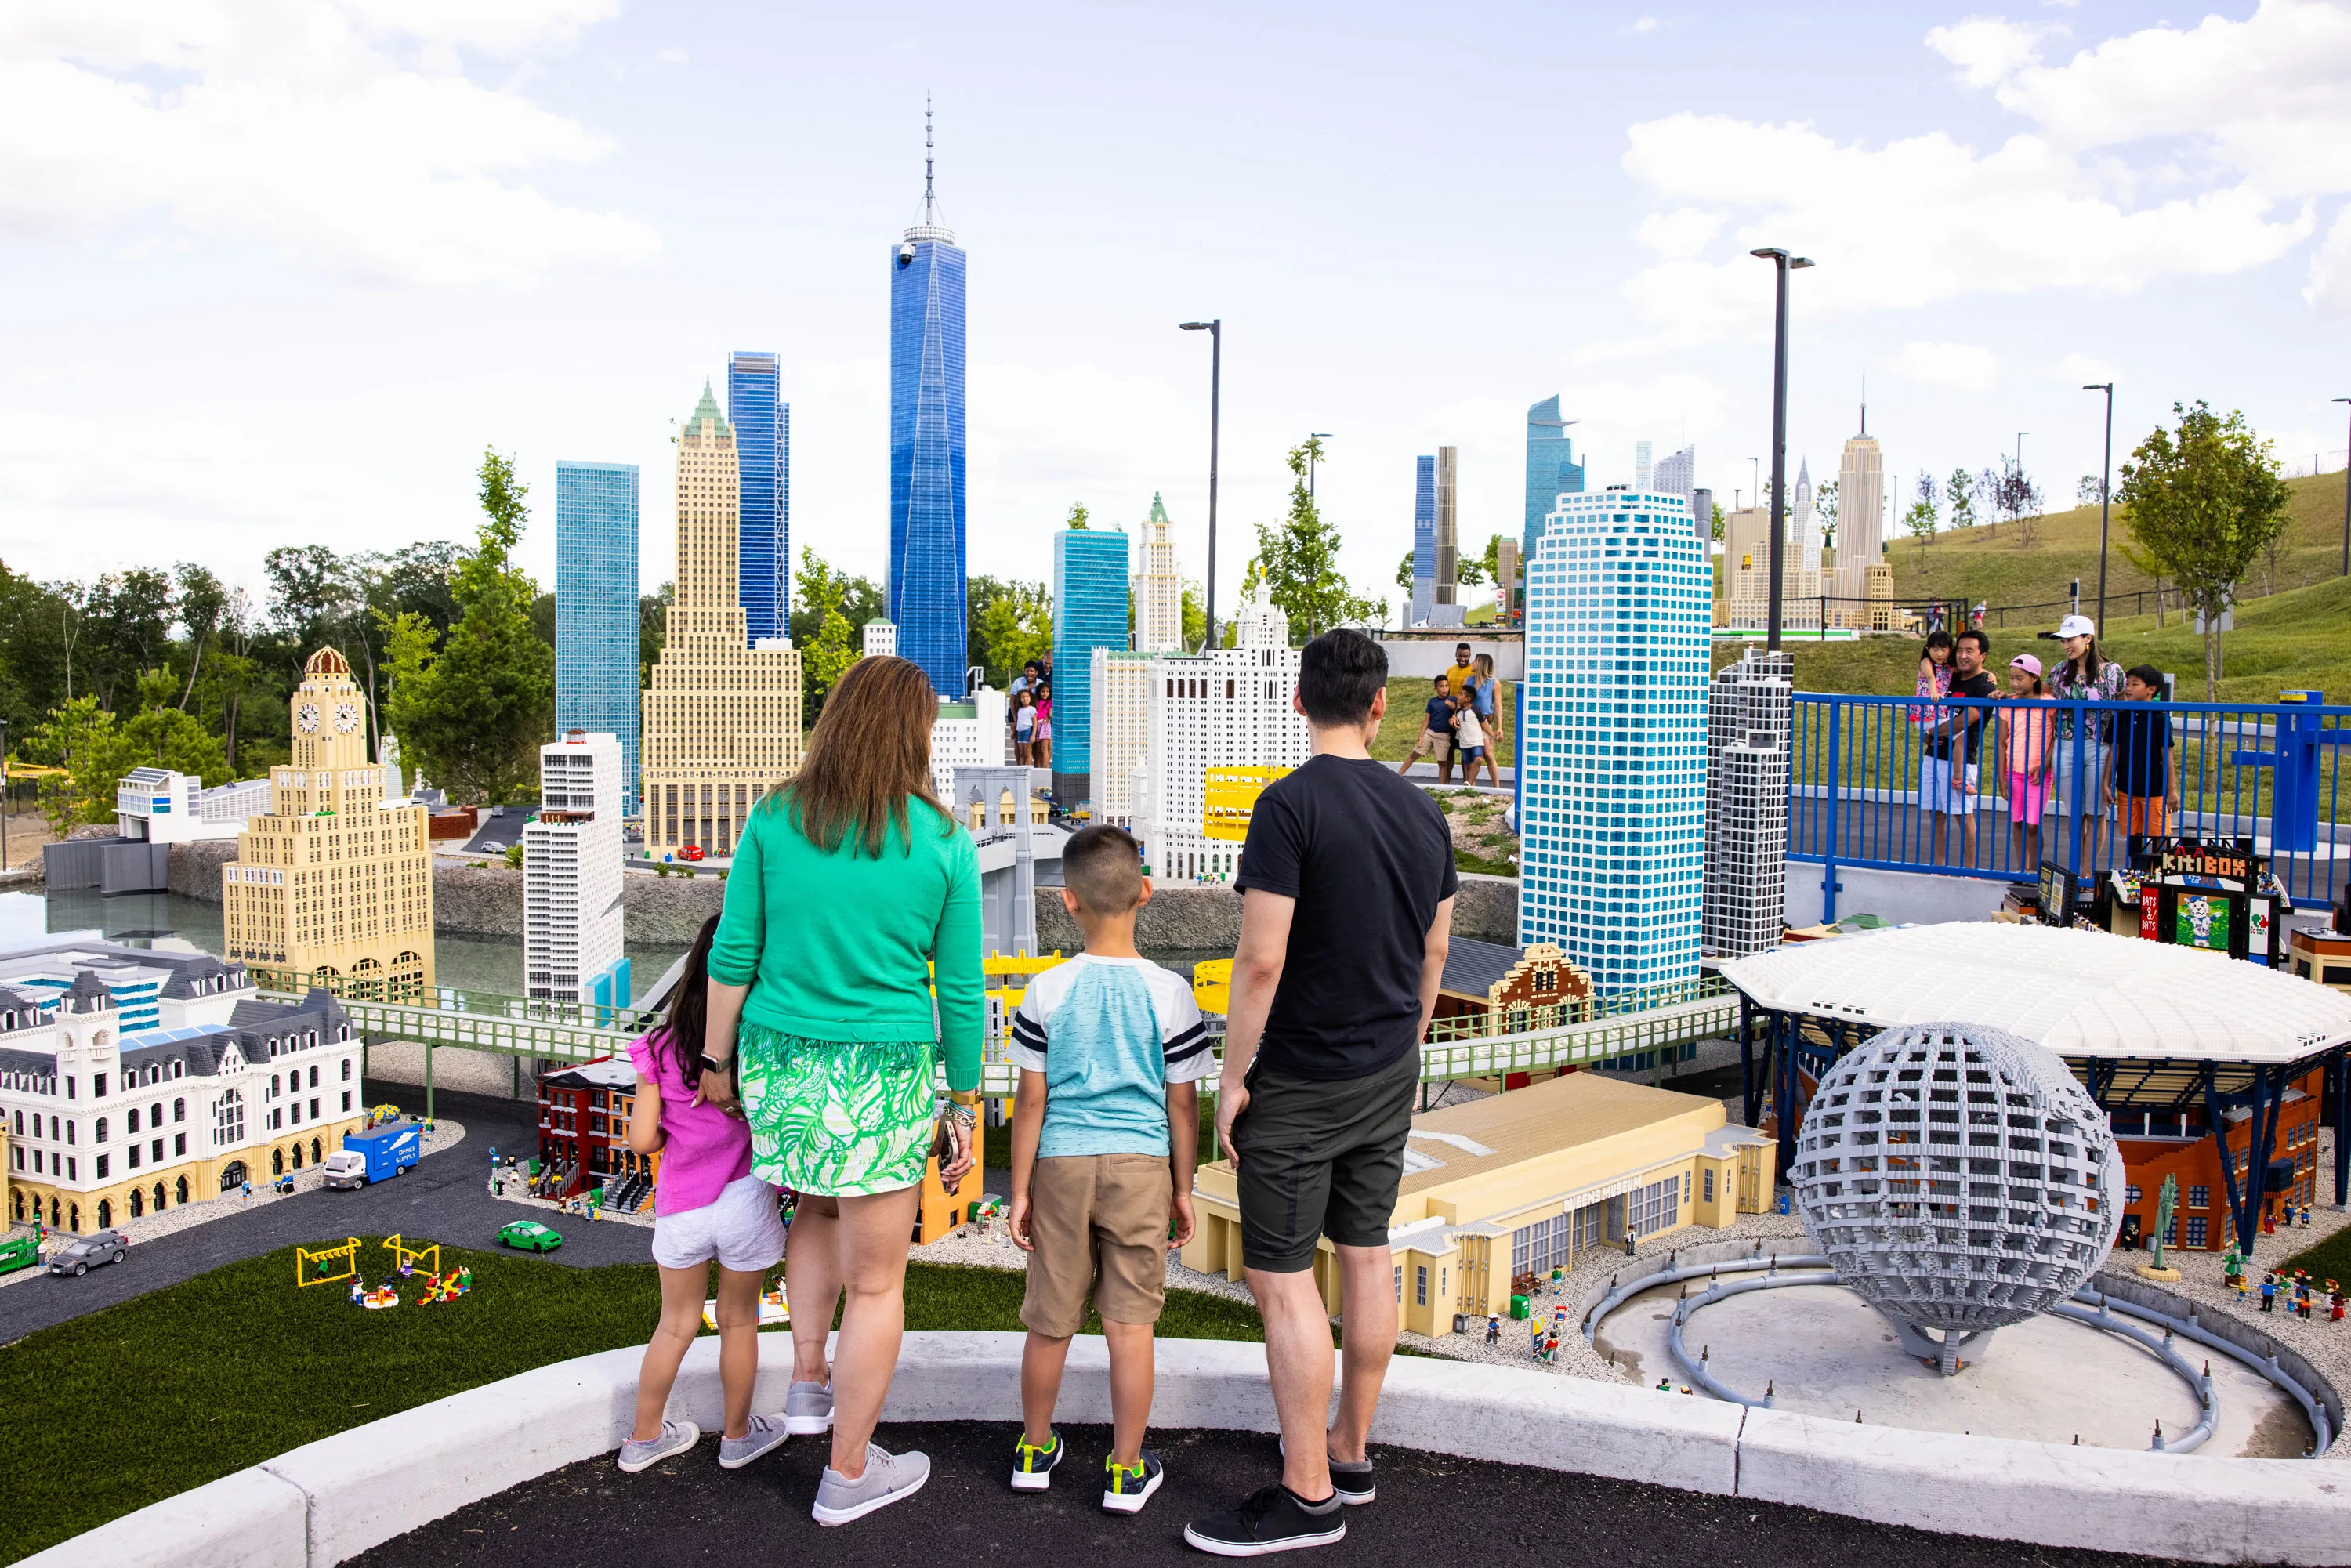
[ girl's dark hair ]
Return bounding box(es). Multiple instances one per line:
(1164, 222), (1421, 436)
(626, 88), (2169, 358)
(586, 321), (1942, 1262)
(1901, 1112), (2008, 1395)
(2066, 636), (2105, 686)
(1923, 629), (1954, 657)
(647, 914), (721, 1097)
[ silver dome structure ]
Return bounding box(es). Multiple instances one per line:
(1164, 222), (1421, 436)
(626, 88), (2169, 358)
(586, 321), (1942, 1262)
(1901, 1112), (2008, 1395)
(1791, 1023), (2123, 1354)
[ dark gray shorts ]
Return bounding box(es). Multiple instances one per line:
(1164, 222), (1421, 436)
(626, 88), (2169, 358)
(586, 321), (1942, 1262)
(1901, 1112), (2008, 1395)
(1231, 1047), (1418, 1273)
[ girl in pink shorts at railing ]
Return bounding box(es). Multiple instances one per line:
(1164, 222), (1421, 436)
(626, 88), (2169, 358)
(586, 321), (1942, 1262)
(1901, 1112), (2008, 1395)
(2001, 653), (2055, 871)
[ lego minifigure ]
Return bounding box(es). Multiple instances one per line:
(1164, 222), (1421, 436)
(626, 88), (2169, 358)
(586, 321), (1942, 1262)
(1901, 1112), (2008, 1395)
(1485, 1316), (1500, 1345)
(2260, 1275), (2277, 1312)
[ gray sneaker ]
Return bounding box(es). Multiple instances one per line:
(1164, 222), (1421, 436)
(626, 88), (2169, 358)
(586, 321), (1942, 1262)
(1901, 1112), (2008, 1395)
(784, 1379), (835, 1436)
(718, 1412), (788, 1470)
(811, 1443), (931, 1526)
(617, 1420), (699, 1473)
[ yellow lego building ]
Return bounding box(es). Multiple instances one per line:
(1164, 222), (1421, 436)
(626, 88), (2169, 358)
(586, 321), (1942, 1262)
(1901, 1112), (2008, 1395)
(1182, 1070), (1770, 1337)
(223, 648), (434, 998)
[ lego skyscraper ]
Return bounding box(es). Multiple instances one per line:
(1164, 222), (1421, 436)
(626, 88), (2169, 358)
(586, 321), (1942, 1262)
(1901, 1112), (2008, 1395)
(727, 351), (789, 643)
(1051, 526), (1130, 803)
(554, 460), (640, 814)
(889, 109), (969, 697)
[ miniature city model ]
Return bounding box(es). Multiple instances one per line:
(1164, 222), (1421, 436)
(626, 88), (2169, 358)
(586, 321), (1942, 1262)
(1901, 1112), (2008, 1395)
(862, 618), (897, 657)
(1721, 461), (1825, 632)
(223, 648), (435, 998)
(0, 940), (364, 1233)
(1138, 577), (1306, 883)
(1824, 410), (1893, 628)
(535, 1056), (653, 1210)
(1426, 936), (1595, 1043)
(1090, 494), (1186, 825)
(639, 380), (805, 860)
(930, 687), (1008, 805)
(1132, 493), (1185, 654)
(114, 767), (270, 843)
(523, 731), (629, 1009)
(1408, 454), (1436, 625)
(1516, 484), (1710, 992)
(1701, 646), (1794, 959)
(1183, 1070), (1770, 1338)
(553, 459), (642, 815)
(1051, 523), (1128, 803)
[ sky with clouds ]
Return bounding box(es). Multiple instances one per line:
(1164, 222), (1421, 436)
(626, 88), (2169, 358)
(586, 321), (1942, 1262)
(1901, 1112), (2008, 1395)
(4, 0), (2349, 617)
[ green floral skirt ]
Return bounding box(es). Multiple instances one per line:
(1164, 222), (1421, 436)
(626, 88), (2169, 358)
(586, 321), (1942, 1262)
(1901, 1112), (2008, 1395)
(737, 1024), (937, 1197)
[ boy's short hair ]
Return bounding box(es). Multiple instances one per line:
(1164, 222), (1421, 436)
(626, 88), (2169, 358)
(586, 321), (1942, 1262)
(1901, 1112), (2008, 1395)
(1062, 824), (1144, 914)
(1431, 674), (1449, 688)
(2125, 664), (2164, 690)
(1296, 628), (1389, 726)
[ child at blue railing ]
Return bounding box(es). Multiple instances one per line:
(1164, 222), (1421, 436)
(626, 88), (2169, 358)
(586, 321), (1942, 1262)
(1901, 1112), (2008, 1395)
(1908, 628), (1954, 725)
(1998, 653), (2055, 871)
(2104, 664), (2177, 843)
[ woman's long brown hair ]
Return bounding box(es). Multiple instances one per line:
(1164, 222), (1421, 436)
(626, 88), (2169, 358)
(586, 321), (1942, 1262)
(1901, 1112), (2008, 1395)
(772, 654), (950, 857)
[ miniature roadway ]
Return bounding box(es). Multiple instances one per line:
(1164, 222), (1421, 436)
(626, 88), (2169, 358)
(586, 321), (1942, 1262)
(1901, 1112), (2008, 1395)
(1591, 1275), (2311, 1457)
(345, 1420), (2212, 1568)
(0, 1083), (647, 1345)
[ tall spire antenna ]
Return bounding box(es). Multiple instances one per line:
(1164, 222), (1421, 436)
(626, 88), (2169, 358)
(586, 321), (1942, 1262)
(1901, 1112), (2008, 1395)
(1860, 372), (1867, 436)
(923, 92), (936, 224)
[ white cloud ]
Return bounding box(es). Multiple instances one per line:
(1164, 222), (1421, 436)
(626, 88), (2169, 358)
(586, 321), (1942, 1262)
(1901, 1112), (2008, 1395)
(1636, 207), (1724, 259)
(1625, 16), (1664, 35)
(1889, 340), (1999, 392)
(0, 0), (657, 288)
(2056, 352), (2121, 386)
(1608, 2), (2351, 349)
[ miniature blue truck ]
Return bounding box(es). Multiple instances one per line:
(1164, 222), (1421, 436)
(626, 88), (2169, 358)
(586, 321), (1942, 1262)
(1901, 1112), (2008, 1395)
(321, 1122), (422, 1189)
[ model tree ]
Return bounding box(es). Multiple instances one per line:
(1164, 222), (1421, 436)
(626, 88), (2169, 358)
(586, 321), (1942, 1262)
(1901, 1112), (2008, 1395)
(1253, 437), (1378, 640)
(2115, 401), (2289, 697)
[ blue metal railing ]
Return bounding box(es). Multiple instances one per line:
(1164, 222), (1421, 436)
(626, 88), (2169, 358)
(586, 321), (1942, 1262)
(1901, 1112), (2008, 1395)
(1787, 692), (2351, 914)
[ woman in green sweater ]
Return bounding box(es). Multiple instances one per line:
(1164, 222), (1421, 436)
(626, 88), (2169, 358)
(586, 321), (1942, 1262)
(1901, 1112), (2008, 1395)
(697, 654), (982, 1525)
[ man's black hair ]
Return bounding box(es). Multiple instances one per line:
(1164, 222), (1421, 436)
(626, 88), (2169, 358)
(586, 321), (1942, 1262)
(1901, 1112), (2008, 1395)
(1957, 627), (1991, 654)
(1297, 628), (1389, 727)
(2125, 664), (2164, 690)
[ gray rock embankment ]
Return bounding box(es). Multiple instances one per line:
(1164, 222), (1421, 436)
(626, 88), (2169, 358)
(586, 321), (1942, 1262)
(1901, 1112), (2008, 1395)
(169, 843), (1523, 954)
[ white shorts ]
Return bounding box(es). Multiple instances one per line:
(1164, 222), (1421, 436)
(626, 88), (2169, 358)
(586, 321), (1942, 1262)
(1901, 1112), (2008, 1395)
(1920, 755), (1980, 817)
(650, 1173), (787, 1273)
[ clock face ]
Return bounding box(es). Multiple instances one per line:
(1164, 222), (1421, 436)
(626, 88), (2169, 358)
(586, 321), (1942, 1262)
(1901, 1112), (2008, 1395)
(297, 703), (320, 735)
(335, 702), (360, 733)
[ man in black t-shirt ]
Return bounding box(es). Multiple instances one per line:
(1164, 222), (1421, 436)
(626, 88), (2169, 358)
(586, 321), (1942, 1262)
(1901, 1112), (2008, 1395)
(1183, 629), (1458, 1557)
(1923, 627), (1998, 867)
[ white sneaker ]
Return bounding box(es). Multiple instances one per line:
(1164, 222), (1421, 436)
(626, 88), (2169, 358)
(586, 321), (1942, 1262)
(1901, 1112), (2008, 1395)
(811, 1443), (931, 1526)
(616, 1421), (699, 1473)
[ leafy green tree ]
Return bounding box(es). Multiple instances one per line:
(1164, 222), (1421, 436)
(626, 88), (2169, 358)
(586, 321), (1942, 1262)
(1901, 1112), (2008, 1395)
(792, 548), (860, 714)
(1710, 502), (1726, 542)
(2116, 401), (2290, 697)
(966, 575), (1053, 688)
(1394, 549), (1415, 592)
(1065, 502), (1089, 531)
(0, 561), (73, 732)
(24, 697), (119, 836)
(1180, 580), (1205, 651)
(375, 450), (554, 802)
(1252, 438), (1378, 640)
(1946, 468), (1977, 532)
(639, 582), (672, 688)
(1816, 480), (1838, 556)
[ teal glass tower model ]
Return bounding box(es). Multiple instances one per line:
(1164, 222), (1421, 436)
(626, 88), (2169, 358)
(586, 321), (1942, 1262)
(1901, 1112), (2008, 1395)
(554, 461), (640, 815)
(889, 108), (968, 697)
(727, 351), (789, 643)
(1516, 488), (1710, 994)
(1410, 455), (1436, 624)
(1523, 395), (1585, 568)
(1050, 527), (1131, 802)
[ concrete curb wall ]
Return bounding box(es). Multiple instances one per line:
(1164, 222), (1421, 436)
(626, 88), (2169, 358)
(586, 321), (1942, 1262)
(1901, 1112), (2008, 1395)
(2092, 1273), (2347, 1447)
(34, 1330), (2351, 1568)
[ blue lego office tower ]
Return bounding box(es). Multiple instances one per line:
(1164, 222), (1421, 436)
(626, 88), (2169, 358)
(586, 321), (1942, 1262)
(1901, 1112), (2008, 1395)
(1523, 395), (1585, 570)
(889, 199), (969, 698)
(1515, 489), (1710, 995)
(727, 351), (789, 643)
(553, 461), (640, 816)
(1410, 456), (1436, 625)
(1050, 527), (1131, 803)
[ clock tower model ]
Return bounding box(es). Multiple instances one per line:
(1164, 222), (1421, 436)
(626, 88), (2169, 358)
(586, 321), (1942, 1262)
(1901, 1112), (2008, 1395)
(222, 648), (436, 998)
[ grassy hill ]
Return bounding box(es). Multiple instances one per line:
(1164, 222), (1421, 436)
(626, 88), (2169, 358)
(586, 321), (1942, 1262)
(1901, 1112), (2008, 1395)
(1880, 469), (2349, 621)
(1715, 570), (2351, 703)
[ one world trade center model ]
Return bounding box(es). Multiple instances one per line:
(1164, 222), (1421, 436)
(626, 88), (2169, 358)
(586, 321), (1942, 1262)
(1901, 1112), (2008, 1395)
(889, 102), (969, 698)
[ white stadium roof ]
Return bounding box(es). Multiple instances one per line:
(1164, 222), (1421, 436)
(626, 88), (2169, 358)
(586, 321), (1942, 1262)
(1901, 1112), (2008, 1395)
(1717, 922), (2351, 1066)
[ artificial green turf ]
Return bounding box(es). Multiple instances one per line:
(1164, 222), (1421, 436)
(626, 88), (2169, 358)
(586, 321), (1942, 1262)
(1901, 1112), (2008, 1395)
(2279, 1225), (2351, 1289)
(0, 1235), (1262, 1563)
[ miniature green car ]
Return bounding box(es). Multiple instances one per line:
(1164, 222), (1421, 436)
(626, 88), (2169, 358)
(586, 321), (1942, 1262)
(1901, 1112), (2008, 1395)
(0, 1233), (41, 1277)
(498, 1220), (563, 1253)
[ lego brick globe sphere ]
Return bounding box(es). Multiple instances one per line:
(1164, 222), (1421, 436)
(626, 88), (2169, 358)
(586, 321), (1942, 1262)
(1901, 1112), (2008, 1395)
(1791, 1023), (2123, 1332)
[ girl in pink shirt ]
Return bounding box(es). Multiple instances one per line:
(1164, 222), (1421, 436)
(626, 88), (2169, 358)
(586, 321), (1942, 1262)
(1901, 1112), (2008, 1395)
(2000, 654), (2056, 873)
(616, 916), (794, 1475)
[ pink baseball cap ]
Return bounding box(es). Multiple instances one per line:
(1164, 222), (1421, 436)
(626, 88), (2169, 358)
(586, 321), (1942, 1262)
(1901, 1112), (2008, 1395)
(2010, 653), (2043, 677)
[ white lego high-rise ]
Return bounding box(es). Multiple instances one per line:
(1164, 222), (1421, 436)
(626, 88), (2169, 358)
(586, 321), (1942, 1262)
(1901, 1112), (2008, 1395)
(1090, 649), (1154, 826)
(1516, 488), (1711, 994)
(1139, 578), (1307, 882)
(524, 730), (629, 1010)
(863, 620), (898, 658)
(1701, 648), (1793, 958)
(1134, 494), (1185, 654)
(930, 687), (1008, 806)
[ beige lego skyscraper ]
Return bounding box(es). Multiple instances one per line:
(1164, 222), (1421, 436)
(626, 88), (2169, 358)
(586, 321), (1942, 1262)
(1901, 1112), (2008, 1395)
(1831, 410), (1886, 619)
(1135, 492), (1184, 654)
(641, 380), (803, 859)
(222, 649), (434, 998)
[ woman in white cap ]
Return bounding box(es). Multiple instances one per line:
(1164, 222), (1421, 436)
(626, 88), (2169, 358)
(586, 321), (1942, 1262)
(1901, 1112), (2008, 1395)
(2048, 614), (2123, 845)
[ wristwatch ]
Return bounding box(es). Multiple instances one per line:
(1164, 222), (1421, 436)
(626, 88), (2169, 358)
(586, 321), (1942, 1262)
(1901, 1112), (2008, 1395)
(696, 1052), (732, 1077)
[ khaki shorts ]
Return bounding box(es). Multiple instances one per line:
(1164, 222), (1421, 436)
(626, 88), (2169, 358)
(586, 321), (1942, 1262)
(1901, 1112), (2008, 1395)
(1020, 1153), (1172, 1335)
(1417, 727), (1453, 757)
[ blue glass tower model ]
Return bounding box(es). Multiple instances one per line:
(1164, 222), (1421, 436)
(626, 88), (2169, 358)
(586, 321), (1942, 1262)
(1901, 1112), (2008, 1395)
(727, 351), (789, 643)
(889, 119), (968, 698)
(1523, 395), (1585, 568)
(553, 461), (641, 815)
(1515, 488), (1709, 996)
(1409, 456), (1436, 625)
(1050, 527), (1131, 802)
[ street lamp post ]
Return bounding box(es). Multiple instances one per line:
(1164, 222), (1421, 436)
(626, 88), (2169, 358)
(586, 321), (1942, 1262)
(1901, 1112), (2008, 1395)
(2084, 384), (2114, 625)
(1180, 320), (1223, 651)
(1750, 249), (1814, 651)
(1308, 433), (1333, 499)
(2335, 397), (2351, 578)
